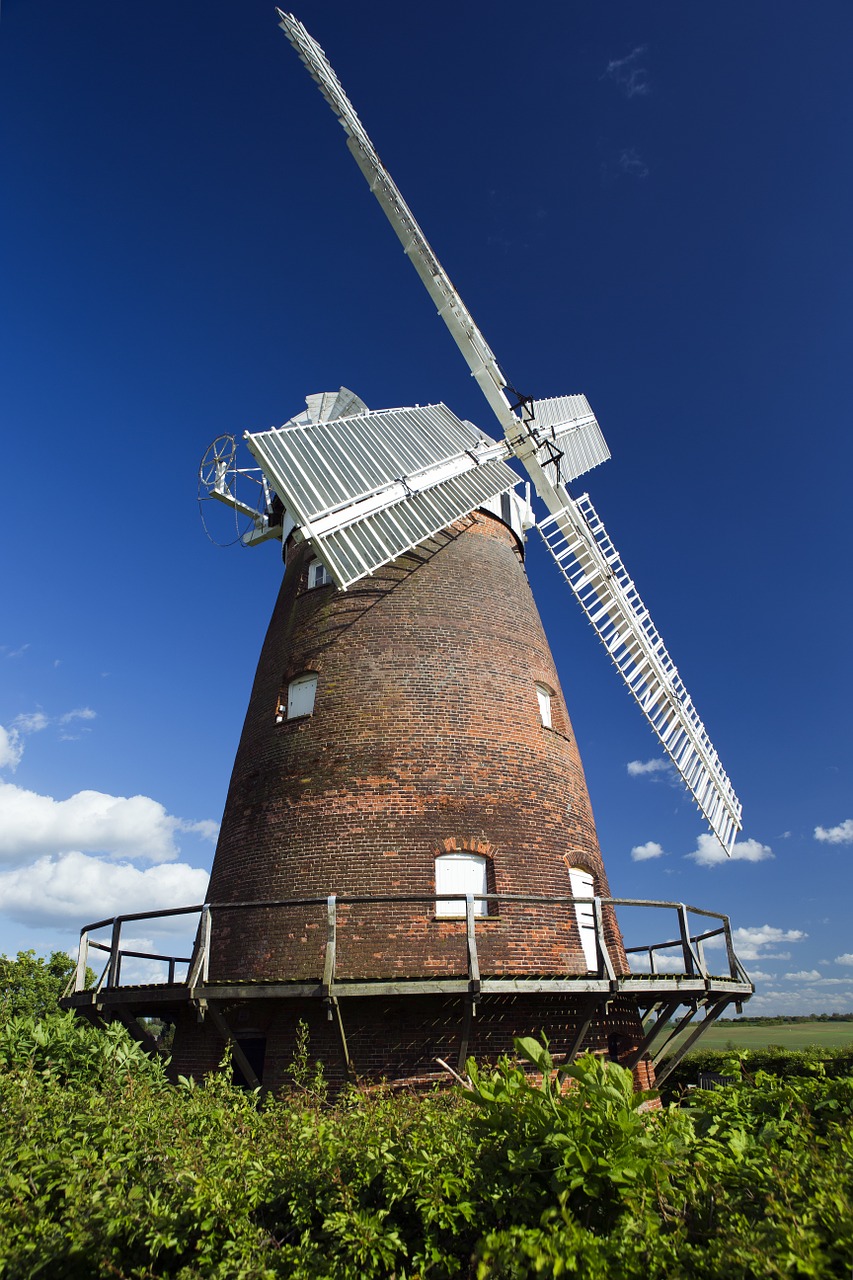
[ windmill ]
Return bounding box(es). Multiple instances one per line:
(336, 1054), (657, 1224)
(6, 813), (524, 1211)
(64, 14), (752, 1092)
(204, 11), (742, 853)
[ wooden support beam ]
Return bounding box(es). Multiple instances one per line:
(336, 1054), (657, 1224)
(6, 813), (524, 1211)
(650, 1002), (700, 1067)
(115, 1008), (160, 1055)
(328, 995), (354, 1078)
(563, 998), (607, 1063)
(623, 999), (682, 1070)
(206, 1003), (261, 1090)
(457, 996), (476, 1071)
(653, 999), (730, 1088)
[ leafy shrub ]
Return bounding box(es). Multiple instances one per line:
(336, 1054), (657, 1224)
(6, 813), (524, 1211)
(0, 1030), (850, 1278)
(0, 1011), (167, 1088)
(660, 1044), (853, 1095)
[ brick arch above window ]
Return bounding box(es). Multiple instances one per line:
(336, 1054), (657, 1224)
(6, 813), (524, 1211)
(561, 852), (599, 884)
(433, 836), (497, 858)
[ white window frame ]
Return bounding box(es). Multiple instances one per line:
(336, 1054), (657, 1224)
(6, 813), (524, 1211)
(535, 682), (553, 729)
(435, 853), (489, 917)
(307, 558), (330, 589)
(281, 672), (318, 721)
(568, 866), (598, 971)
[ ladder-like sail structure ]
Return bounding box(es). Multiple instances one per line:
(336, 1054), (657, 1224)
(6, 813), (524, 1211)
(276, 11), (742, 855)
(247, 404), (517, 588)
(537, 496), (742, 852)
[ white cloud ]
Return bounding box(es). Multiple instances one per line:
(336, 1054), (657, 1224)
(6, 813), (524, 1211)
(815, 819), (853, 845)
(0, 726), (23, 772)
(627, 758), (671, 777)
(0, 851), (209, 928)
(631, 840), (664, 862)
(836, 954), (853, 966)
(13, 711), (49, 734)
(0, 708), (99, 768)
(628, 951), (684, 974)
(731, 925), (806, 962)
(784, 970), (822, 982)
(686, 834), (774, 867)
(605, 46), (649, 98)
(747, 970), (775, 982)
(175, 817), (220, 842)
(617, 148), (649, 179)
(2, 644), (30, 659)
(0, 780), (218, 866)
(58, 707), (97, 725)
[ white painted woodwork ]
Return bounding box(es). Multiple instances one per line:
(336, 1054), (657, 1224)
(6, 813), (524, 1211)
(537, 496), (742, 854)
(246, 404), (517, 589)
(286, 673), (317, 719)
(535, 683), (553, 729)
(435, 854), (488, 917)
(568, 867), (597, 971)
(307, 559), (330, 589)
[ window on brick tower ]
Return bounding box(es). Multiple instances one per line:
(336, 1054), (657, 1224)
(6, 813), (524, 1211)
(276, 672), (318, 722)
(535, 682), (553, 729)
(567, 866), (598, 971)
(307, 558), (330, 589)
(435, 853), (489, 917)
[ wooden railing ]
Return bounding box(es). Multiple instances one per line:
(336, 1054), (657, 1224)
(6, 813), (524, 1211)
(67, 894), (751, 995)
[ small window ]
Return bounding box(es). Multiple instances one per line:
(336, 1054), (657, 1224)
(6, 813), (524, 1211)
(308, 559), (330, 589)
(568, 866), (597, 971)
(435, 853), (488, 917)
(277, 673), (317, 722)
(535, 682), (553, 729)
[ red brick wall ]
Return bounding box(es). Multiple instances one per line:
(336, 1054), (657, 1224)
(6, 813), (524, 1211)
(176, 511), (652, 1086)
(168, 993), (654, 1094)
(206, 514), (625, 980)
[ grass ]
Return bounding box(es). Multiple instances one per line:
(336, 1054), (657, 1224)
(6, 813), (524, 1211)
(683, 1020), (853, 1051)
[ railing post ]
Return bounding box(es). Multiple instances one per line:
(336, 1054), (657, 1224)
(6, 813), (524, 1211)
(107, 918), (122, 988)
(322, 895), (337, 998)
(592, 898), (616, 981)
(201, 907), (211, 983)
(187, 905), (211, 989)
(724, 916), (740, 981)
(75, 932), (89, 993)
(465, 895), (480, 992)
(677, 904), (698, 977)
(649, 946), (657, 975)
(167, 958), (176, 984)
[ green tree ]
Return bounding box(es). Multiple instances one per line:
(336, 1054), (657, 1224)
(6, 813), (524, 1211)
(0, 949), (79, 1021)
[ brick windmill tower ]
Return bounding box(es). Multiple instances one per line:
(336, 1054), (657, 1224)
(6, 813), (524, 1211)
(162, 15), (749, 1091)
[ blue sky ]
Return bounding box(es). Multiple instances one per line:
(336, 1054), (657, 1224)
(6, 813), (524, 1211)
(2, 1), (852, 1014)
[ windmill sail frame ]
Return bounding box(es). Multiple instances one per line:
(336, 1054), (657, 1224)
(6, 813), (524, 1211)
(275, 11), (742, 854)
(246, 403), (519, 588)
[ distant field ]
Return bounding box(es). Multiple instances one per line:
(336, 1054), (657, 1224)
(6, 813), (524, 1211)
(682, 1021), (853, 1051)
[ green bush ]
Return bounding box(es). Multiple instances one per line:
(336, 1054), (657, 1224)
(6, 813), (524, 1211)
(660, 1044), (853, 1095)
(0, 1028), (851, 1278)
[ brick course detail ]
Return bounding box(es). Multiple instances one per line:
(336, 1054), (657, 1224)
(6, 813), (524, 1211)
(173, 511), (652, 1087)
